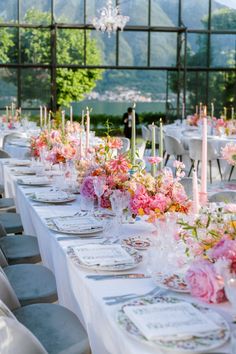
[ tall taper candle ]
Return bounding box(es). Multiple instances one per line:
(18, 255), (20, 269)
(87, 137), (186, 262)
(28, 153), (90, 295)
(39, 106), (43, 129)
(151, 122), (156, 177)
(199, 102), (202, 117)
(192, 166), (200, 215)
(70, 106), (73, 123)
(81, 110), (85, 127)
(48, 112), (51, 133)
(11, 102), (14, 118)
(182, 101), (185, 121)
(159, 118), (163, 169)
(6, 106), (8, 121)
(224, 107), (227, 119)
(211, 102), (214, 119)
(196, 105), (198, 115)
(61, 110), (65, 134)
(201, 116), (207, 195)
(85, 107), (90, 156)
(131, 103), (136, 166)
(79, 130), (83, 158)
(203, 105), (207, 117)
(231, 107), (234, 120)
(44, 106), (47, 127)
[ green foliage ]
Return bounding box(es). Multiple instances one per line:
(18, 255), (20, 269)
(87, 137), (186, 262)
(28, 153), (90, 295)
(0, 23), (14, 63)
(4, 9), (103, 107)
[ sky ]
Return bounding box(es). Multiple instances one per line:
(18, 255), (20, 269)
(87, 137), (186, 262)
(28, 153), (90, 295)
(216, 0), (236, 9)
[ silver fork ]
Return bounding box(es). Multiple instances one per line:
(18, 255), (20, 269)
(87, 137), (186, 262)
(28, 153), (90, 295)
(104, 286), (164, 305)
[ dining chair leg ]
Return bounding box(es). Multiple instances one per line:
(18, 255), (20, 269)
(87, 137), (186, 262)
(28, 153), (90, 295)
(216, 159), (222, 180)
(209, 160), (212, 184)
(228, 165), (234, 181)
(197, 160), (200, 174)
(165, 154), (170, 166)
(179, 155), (182, 162)
(188, 160), (194, 177)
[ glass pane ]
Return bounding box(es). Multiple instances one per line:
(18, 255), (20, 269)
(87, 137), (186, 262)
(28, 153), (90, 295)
(211, 2), (236, 30)
(86, 0), (112, 25)
(211, 34), (236, 68)
(151, 0), (179, 27)
(119, 32), (148, 66)
(57, 29), (84, 65)
(208, 72), (227, 116)
(21, 69), (51, 107)
(83, 69), (167, 115)
(120, 0), (148, 26)
(187, 33), (208, 67)
(0, 68), (17, 107)
(0, 0), (17, 22)
(20, 29), (51, 64)
(54, 0), (84, 24)
(182, 0), (209, 29)
(20, 0), (51, 25)
(150, 32), (177, 66)
(87, 30), (115, 66)
(186, 72), (207, 110)
(0, 28), (18, 64)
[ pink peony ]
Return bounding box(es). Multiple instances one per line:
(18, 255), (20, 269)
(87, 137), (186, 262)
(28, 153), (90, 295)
(147, 156), (162, 165)
(209, 239), (236, 262)
(80, 176), (96, 199)
(186, 260), (226, 303)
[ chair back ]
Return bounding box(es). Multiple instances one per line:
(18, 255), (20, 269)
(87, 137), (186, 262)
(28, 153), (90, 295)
(2, 133), (27, 150)
(179, 177), (199, 199)
(0, 268), (20, 310)
(117, 137), (130, 154)
(0, 300), (47, 354)
(0, 247), (8, 267)
(164, 135), (185, 155)
(148, 124), (160, 142)
(208, 191), (236, 203)
(188, 138), (218, 161)
(136, 141), (146, 159)
(141, 125), (151, 141)
(0, 149), (11, 158)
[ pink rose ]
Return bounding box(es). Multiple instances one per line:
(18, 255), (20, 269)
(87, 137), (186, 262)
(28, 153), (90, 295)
(147, 156), (162, 165)
(80, 176), (96, 199)
(209, 239), (236, 262)
(186, 260), (226, 303)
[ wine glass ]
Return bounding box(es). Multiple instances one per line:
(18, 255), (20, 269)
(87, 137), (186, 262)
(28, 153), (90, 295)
(224, 274), (236, 321)
(92, 176), (106, 210)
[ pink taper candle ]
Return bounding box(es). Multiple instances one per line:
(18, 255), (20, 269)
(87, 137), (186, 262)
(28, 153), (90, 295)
(192, 167), (199, 214)
(201, 117), (207, 195)
(79, 130), (83, 158)
(85, 107), (90, 156)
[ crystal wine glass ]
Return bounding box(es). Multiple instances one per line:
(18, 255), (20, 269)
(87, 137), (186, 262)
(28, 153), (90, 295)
(224, 274), (236, 322)
(93, 176), (106, 210)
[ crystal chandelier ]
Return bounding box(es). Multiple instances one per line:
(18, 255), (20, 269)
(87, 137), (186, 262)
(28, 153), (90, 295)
(92, 0), (130, 38)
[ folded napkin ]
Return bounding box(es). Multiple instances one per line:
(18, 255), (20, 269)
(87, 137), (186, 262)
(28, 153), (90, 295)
(18, 176), (49, 184)
(124, 302), (220, 341)
(72, 244), (134, 267)
(35, 191), (68, 201)
(53, 216), (102, 232)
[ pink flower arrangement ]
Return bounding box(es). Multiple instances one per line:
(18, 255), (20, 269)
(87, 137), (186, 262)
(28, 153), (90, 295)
(186, 114), (200, 127)
(147, 156), (162, 165)
(221, 143), (236, 166)
(186, 260), (226, 304)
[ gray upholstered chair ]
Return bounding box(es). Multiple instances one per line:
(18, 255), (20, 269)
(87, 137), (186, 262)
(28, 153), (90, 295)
(208, 191), (236, 203)
(0, 300), (47, 354)
(0, 197), (16, 212)
(141, 125), (151, 142)
(0, 274), (90, 354)
(136, 141), (146, 159)
(188, 138), (222, 183)
(0, 252), (57, 306)
(2, 133), (27, 151)
(0, 223), (41, 265)
(0, 149), (11, 158)
(179, 177), (194, 199)
(164, 135), (188, 165)
(0, 212), (23, 234)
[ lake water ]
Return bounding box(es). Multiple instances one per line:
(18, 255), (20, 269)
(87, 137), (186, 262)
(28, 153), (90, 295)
(68, 100), (165, 116)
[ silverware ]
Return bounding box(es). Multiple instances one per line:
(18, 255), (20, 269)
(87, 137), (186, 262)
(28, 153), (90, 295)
(87, 273), (151, 281)
(103, 286), (163, 305)
(57, 235), (104, 241)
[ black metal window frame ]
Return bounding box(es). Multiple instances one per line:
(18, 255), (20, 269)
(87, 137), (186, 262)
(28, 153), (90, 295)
(0, 0), (235, 117)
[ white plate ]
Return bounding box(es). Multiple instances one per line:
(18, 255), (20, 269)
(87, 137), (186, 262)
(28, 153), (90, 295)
(67, 245), (143, 271)
(17, 179), (50, 186)
(117, 295), (230, 353)
(153, 272), (189, 293)
(122, 236), (151, 250)
(45, 216), (104, 236)
(30, 193), (76, 204)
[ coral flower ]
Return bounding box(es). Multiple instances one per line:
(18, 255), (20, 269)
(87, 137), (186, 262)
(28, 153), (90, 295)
(108, 155), (131, 174)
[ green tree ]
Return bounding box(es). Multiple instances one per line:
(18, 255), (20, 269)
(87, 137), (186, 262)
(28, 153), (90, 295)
(0, 24), (14, 63)
(9, 9), (103, 108)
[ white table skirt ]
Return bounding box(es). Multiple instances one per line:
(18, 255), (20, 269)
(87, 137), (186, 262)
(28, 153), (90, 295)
(3, 169), (231, 354)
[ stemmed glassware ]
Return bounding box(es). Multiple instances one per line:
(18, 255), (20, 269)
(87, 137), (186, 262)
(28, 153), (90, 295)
(93, 176), (106, 210)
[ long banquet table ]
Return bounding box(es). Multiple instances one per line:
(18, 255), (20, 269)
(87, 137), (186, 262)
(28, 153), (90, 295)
(2, 164), (235, 354)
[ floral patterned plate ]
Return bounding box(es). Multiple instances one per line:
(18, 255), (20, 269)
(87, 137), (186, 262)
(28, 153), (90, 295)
(153, 272), (189, 293)
(117, 295), (230, 353)
(122, 236), (151, 250)
(67, 245), (143, 271)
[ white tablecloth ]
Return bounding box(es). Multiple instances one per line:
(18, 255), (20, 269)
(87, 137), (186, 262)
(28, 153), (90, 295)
(3, 166), (233, 354)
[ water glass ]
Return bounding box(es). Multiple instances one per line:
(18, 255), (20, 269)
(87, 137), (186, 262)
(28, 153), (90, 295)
(224, 276), (236, 314)
(231, 329), (236, 353)
(93, 176), (106, 209)
(80, 195), (94, 213)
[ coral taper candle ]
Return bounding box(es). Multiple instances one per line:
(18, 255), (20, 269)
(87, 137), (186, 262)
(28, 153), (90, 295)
(85, 107), (90, 156)
(151, 122), (156, 177)
(159, 118), (163, 169)
(79, 130), (83, 158)
(131, 103), (136, 166)
(192, 167), (200, 215)
(201, 117), (207, 195)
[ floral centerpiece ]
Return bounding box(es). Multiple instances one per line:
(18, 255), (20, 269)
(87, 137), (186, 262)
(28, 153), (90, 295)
(129, 161), (192, 222)
(215, 118), (236, 136)
(177, 204), (236, 303)
(221, 143), (236, 167)
(186, 114), (200, 127)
